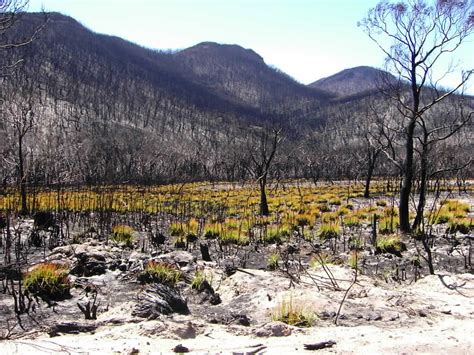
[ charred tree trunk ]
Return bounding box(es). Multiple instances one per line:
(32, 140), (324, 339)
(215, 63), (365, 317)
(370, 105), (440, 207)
(259, 178), (269, 216)
(18, 135), (27, 214)
(399, 131), (414, 233)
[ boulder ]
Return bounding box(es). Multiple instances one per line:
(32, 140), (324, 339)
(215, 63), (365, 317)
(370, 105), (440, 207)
(254, 321), (293, 337)
(155, 251), (196, 266)
(70, 251), (107, 276)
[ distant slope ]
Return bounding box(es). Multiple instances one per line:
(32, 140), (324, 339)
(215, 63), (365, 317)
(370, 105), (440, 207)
(309, 66), (395, 98)
(176, 42), (334, 112)
(2, 13), (469, 185)
(0, 12), (336, 183)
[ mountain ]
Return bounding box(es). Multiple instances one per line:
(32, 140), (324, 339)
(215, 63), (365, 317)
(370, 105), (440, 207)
(1, 13), (470, 185)
(0, 12), (337, 184)
(175, 42), (333, 114)
(309, 66), (395, 98)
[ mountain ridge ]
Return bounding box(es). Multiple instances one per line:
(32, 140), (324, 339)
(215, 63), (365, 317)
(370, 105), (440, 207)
(5, 12), (468, 185)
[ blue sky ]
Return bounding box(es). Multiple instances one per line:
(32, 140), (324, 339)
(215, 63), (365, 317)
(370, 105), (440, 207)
(27, 0), (473, 91)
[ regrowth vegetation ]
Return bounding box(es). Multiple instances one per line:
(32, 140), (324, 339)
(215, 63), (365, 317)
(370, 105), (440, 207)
(23, 263), (70, 299)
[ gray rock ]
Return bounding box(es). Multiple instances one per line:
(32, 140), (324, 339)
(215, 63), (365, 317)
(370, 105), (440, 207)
(155, 251), (196, 266)
(254, 321), (292, 337)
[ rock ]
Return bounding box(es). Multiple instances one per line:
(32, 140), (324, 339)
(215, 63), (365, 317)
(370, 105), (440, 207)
(174, 322), (197, 339)
(235, 314), (250, 326)
(254, 321), (292, 337)
(418, 309), (428, 317)
(389, 313), (400, 321)
(156, 251), (196, 266)
(48, 322), (97, 337)
(70, 251), (107, 276)
(304, 341), (336, 350)
(132, 284), (189, 319)
(209, 293), (222, 305)
(365, 313), (383, 321)
(172, 344), (189, 353)
(129, 251), (146, 263)
(206, 310), (250, 326)
(319, 310), (336, 320)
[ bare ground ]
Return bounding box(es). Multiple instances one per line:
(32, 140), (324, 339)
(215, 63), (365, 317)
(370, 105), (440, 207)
(2, 264), (473, 354)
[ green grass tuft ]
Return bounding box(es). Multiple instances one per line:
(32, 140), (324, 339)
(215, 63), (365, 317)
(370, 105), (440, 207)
(111, 224), (135, 247)
(271, 297), (314, 327)
(139, 261), (182, 285)
(23, 263), (70, 299)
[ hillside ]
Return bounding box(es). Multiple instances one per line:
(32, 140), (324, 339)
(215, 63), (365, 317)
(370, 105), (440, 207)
(0, 12), (471, 185)
(176, 42), (333, 116)
(0, 13), (333, 183)
(309, 66), (395, 98)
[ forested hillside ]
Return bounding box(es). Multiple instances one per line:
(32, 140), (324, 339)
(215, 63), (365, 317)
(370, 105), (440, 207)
(0, 12), (472, 187)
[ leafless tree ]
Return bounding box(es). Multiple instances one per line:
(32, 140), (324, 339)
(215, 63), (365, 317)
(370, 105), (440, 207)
(245, 128), (283, 216)
(360, 0), (474, 232)
(1, 72), (40, 213)
(1, 1), (46, 74)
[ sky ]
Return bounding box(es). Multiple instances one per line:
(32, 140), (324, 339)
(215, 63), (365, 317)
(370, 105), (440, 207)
(27, 0), (474, 91)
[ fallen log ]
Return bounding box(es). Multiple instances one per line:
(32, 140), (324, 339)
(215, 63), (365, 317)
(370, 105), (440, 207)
(304, 340), (336, 350)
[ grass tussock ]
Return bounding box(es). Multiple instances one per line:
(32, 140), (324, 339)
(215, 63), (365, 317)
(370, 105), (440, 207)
(271, 297), (314, 327)
(375, 234), (407, 256)
(318, 223), (340, 240)
(111, 224), (135, 247)
(267, 252), (280, 270)
(446, 218), (472, 234)
(23, 263), (70, 299)
(191, 270), (213, 290)
(139, 261), (182, 285)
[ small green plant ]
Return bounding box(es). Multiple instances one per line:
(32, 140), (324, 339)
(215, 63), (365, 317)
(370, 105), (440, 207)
(267, 252), (280, 270)
(321, 212), (338, 223)
(348, 251), (359, 270)
(431, 199), (469, 224)
(174, 235), (186, 248)
(441, 199), (470, 213)
(139, 261), (182, 285)
(378, 217), (398, 234)
(375, 234), (407, 257)
(349, 236), (364, 251)
(203, 223), (220, 239)
(343, 214), (361, 227)
(191, 270), (213, 290)
(219, 230), (249, 246)
(329, 197), (342, 206)
(376, 200), (388, 207)
(318, 223), (340, 240)
(337, 207), (350, 216)
(296, 213), (311, 227)
(319, 204), (330, 212)
(170, 222), (185, 236)
(23, 263), (70, 299)
(271, 297), (314, 327)
(343, 203), (354, 210)
(111, 224), (135, 247)
(264, 225), (290, 244)
(432, 210), (453, 224)
(383, 206), (398, 217)
(446, 218), (472, 234)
